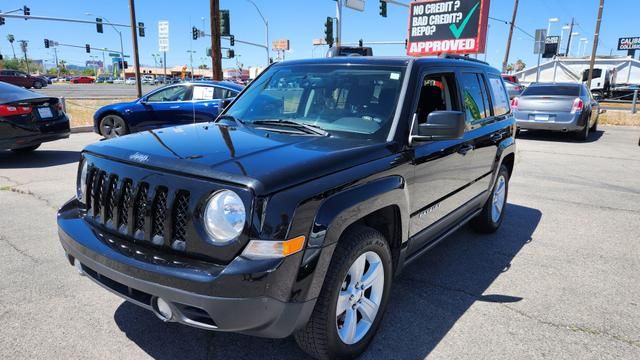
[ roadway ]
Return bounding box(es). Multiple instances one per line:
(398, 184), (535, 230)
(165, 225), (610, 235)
(38, 83), (162, 98)
(1, 127), (639, 359)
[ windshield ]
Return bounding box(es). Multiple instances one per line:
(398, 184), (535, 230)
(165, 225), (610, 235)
(522, 85), (580, 96)
(224, 64), (405, 141)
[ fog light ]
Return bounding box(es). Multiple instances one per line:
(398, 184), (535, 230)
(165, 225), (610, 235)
(155, 297), (173, 321)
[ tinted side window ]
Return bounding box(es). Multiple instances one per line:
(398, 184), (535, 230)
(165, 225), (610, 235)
(488, 75), (510, 116)
(460, 73), (488, 122)
(147, 86), (190, 102)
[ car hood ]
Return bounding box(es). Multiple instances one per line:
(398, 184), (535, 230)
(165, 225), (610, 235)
(84, 123), (395, 195)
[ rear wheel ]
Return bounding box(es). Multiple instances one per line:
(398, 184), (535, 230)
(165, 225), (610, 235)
(590, 117), (599, 132)
(295, 226), (392, 359)
(576, 115), (590, 141)
(472, 164), (509, 233)
(33, 81), (43, 89)
(11, 144), (40, 153)
(99, 115), (128, 139)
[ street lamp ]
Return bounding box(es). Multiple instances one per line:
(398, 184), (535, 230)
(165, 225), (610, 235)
(243, 0), (270, 65)
(86, 13), (125, 79)
(570, 32), (580, 56)
(547, 17), (559, 36)
(559, 25), (571, 55)
(580, 38), (588, 57)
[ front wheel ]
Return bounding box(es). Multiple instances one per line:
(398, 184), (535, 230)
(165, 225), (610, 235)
(295, 226), (392, 359)
(99, 115), (129, 139)
(33, 81), (43, 89)
(472, 164), (510, 233)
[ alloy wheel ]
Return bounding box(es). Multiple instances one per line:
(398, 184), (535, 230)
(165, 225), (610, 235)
(336, 251), (384, 345)
(101, 116), (126, 138)
(491, 175), (506, 222)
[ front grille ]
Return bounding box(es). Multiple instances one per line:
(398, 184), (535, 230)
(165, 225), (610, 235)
(83, 165), (191, 251)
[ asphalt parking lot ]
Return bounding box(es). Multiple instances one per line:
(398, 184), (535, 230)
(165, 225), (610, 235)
(1, 126), (639, 359)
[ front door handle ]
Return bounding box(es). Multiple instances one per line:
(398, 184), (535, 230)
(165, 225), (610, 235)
(457, 144), (474, 155)
(490, 133), (503, 143)
(170, 105), (180, 109)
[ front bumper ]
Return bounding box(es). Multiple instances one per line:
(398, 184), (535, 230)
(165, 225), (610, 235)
(57, 199), (315, 338)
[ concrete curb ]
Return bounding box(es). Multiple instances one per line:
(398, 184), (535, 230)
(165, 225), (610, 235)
(71, 126), (94, 134)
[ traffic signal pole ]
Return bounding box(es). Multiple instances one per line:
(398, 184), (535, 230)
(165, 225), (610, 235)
(586, 0), (605, 89)
(335, 0), (342, 47)
(128, 0), (142, 98)
(210, 0), (223, 80)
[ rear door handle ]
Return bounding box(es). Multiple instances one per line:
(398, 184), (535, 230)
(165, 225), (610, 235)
(490, 133), (503, 142)
(457, 144), (474, 155)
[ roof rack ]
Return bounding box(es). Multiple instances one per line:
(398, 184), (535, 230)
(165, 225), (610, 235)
(441, 54), (490, 66)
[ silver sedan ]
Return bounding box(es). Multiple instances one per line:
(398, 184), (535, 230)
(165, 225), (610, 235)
(513, 83), (602, 140)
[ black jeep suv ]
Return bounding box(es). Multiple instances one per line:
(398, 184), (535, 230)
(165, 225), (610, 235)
(58, 56), (515, 359)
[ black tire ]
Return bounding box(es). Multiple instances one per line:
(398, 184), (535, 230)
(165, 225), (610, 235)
(11, 144), (41, 153)
(471, 164), (510, 233)
(99, 114), (129, 139)
(590, 117), (598, 132)
(33, 81), (43, 89)
(295, 226), (392, 360)
(575, 114), (590, 141)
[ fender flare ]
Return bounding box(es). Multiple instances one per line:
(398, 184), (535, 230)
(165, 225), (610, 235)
(293, 175), (410, 301)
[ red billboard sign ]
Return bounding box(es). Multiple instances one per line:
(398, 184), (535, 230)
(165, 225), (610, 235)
(407, 0), (490, 57)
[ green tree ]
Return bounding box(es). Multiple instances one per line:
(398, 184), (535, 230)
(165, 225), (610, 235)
(6, 34), (16, 59)
(514, 59), (526, 72)
(82, 68), (96, 76)
(506, 63), (514, 73)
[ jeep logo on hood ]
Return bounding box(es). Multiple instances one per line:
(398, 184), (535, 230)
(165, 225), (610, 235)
(129, 152), (150, 163)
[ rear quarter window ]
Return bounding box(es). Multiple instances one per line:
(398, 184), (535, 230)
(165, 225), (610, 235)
(488, 75), (510, 116)
(522, 86), (580, 97)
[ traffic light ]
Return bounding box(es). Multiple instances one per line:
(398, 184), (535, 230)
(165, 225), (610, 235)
(0, 17), (5, 26)
(206, 48), (212, 57)
(138, 22), (145, 37)
(379, 0), (387, 17)
(358, 39), (363, 47)
(220, 10), (230, 36)
(0, 54), (3, 60)
(44, 39), (50, 48)
(124, 61), (128, 69)
(85, 44), (90, 53)
(23, 5), (30, 18)
(227, 49), (235, 58)
(192, 26), (199, 40)
(230, 35), (235, 47)
(96, 17), (103, 33)
(324, 17), (334, 47)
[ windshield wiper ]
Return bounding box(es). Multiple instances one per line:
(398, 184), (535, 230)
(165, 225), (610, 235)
(215, 114), (245, 126)
(251, 119), (328, 136)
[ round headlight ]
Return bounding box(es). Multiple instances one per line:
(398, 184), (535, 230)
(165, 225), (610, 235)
(203, 190), (246, 243)
(77, 160), (88, 202)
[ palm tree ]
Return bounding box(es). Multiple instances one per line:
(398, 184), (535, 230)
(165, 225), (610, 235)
(18, 40), (30, 73)
(6, 34), (16, 59)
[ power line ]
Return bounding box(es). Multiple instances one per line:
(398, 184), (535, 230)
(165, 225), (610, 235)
(488, 16), (535, 40)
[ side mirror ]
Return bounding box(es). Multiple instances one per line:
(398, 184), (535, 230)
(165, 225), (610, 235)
(411, 111), (465, 143)
(221, 99), (232, 110)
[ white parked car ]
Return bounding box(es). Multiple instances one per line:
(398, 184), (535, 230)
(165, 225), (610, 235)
(113, 77), (125, 84)
(125, 77), (136, 85)
(141, 75), (155, 85)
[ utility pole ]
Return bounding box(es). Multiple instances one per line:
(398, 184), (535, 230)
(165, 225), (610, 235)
(587, 0), (605, 89)
(335, 0), (342, 47)
(128, 0), (142, 98)
(565, 18), (575, 57)
(502, 0), (519, 73)
(210, 0), (223, 80)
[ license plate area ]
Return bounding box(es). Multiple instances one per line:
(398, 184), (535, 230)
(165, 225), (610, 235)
(38, 107), (54, 119)
(530, 114), (552, 121)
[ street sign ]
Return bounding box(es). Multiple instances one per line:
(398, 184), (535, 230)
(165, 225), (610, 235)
(312, 38), (328, 46)
(534, 29), (546, 54)
(272, 39), (290, 51)
(158, 20), (169, 52)
(108, 52), (120, 57)
(543, 36), (560, 58)
(618, 37), (640, 51)
(407, 0), (491, 56)
(345, 0), (365, 12)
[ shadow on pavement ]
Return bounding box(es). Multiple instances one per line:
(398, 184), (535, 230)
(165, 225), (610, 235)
(518, 129), (604, 143)
(0, 150), (81, 168)
(114, 203), (541, 359)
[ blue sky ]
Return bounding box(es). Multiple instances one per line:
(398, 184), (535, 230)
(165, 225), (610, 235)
(0, 0), (636, 71)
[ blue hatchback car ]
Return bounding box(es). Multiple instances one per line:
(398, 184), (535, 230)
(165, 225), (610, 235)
(94, 81), (243, 138)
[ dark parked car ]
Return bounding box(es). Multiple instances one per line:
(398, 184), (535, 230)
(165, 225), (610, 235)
(58, 56), (515, 359)
(93, 81), (243, 138)
(512, 82), (602, 140)
(0, 69), (48, 89)
(0, 81), (70, 152)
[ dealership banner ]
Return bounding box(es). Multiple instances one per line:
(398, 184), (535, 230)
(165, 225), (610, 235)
(618, 37), (640, 51)
(407, 0), (490, 56)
